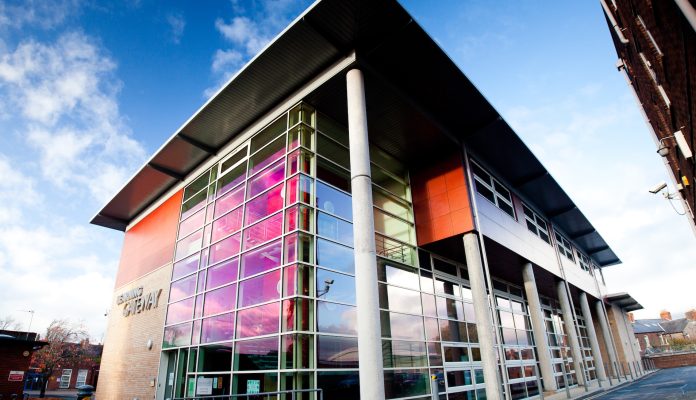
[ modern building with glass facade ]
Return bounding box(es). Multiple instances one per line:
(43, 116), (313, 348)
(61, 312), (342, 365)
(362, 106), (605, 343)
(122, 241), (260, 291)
(92, 1), (645, 399)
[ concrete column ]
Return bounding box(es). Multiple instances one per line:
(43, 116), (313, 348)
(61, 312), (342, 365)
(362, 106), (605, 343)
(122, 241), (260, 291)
(595, 300), (619, 378)
(463, 233), (502, 400)
(556, 281), (586, 386)
(619, 310), (643, 375)
(579, 292), (607, 381)
(522, 263), (557, 391)
(346, 68), (385, 400)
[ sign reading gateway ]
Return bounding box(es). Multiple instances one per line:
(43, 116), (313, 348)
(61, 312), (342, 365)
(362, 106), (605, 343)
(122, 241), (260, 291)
(117, 286), (163, 317)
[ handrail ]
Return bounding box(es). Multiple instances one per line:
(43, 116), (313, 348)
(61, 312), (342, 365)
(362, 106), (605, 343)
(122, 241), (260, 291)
(172, 388), (323, 400)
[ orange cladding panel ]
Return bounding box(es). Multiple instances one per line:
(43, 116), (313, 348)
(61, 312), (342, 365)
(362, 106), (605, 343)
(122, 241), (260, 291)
(411, 154), (474, 246)
(114, 190), (183, 288)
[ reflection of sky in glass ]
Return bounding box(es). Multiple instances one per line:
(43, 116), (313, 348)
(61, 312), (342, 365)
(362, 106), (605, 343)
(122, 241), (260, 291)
(381, 311), (424, 340)
(317, 335), (358, 368)
(201, 312), (235, 343)
(166, 297), (194, 325)
(317, 301), (357, 335)
(384, 264), (419, 290)
(203, 284), (236, 316)
(316, 181), (352, 221)
(384, 285), (421, 314)
(316, 239), (353, 274)
(179, 208), (205, 239)
(163, 322), (192, 348)
(240, 239), (281, 278)
(209, 233), (240, 264)
(170, 274), (196, 302)
(317, 268), (355, 305)
(172, 253), (198, 280)
(206, 258), (238, 290)
(175, 228), (203, 260)
(317, 212), (353, 246)
(245, 184), (283, 225)
(234, 336), (279, 370)
(236, 302), (280, 338)
(238, 269), (280, 307)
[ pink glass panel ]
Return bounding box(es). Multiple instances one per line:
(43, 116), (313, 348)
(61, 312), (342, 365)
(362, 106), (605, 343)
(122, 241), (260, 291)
(215, 184), (245, 218)
(283, 265), (297, 297)
(207, 258), (239, 290)
(244, 184), (284, 225)
(206, 204), (215, 223)
(175, 229), (203, 260)
(212, 206), (243, 242)
(209, 233), (241, 264)
(285, 174), (312, 206)
(172, 253), (198, 280)
(170, 275), (197, 302)
(192, 319), (201, 345)
(194, 294), (203, 318)
(240, 239), (282, 278)
(238, 269), (281, 308)
(203, 284), (236, 316)
(249, 136), (285, 176)
(236, 302), (280, 338)
(234, 336), (278, 368)
(284, 235), (297, 264)
(218, 165), (246, 196)
(203, 224), (212, 247)
(166, 297), (194, 325)
(179, 208), (205, 239)
(243, 212), (283, 250)
(201, 312), (235, 343)
(200, 247), (210, 269)
(247, 159), (285, 199)
(197, 270), (207, 292)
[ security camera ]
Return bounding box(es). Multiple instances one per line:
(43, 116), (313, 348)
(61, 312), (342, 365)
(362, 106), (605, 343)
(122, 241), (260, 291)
(649, 182), (667, 194)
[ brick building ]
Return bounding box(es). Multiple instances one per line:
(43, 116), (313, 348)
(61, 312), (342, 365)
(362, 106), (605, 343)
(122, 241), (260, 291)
(0, 330), (48, 397)
(39, 343), (102, 391)
(600, 0), (696, 235)
(92, 0), (645, 399)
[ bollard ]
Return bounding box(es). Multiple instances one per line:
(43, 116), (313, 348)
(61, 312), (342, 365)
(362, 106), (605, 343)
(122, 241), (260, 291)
(605, 362), (613, 386)
(430, 374), (439, 400)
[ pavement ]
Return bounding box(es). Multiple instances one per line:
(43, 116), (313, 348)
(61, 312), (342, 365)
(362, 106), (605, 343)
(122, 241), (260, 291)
(22, 389), (84, 399)
(589, 366), (696, 399)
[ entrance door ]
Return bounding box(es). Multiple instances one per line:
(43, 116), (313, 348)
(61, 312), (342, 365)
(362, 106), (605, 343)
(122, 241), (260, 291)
(163, 351), (177, 400)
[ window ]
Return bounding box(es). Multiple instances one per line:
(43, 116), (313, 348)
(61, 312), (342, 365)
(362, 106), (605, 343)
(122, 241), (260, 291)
(554, 231), (575, 262)
(76, 369), (88, 387)
(522, 204), (550, 244)
(470, 161), (515, 218)
(60, 369), (72, 389)
(578, 252), (591, 272)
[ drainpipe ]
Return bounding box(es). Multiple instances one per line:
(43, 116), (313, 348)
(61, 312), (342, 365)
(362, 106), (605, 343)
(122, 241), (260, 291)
(674, 0), (696, 33)
(599, 0), (629, 44)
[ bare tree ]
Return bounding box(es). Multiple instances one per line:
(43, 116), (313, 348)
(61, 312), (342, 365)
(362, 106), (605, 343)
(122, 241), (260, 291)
(31, 319), (89, 398)
(0, 315), (22, 330)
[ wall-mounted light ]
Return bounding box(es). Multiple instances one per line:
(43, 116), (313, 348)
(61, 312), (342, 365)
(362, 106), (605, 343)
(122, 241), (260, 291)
(657, 130), (693, 159)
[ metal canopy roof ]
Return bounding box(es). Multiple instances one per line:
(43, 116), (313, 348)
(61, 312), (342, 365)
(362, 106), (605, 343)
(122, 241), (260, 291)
(91, 0), (620, 267)
(605, 292), (643, 312)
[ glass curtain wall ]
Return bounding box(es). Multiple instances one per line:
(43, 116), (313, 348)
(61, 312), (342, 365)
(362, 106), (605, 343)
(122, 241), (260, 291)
(540, 297), (577, 390)
(576, 313), (596, 382)
(492, 280), (540, 400)
(162, 103), (424, 399)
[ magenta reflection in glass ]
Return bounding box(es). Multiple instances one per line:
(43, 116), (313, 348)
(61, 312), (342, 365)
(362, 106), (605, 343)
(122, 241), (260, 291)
(284, 235), (297, 263)
(203, 284), (236, 316)
(200, 247), (210, 269)
(215, 184), (245, 218)
(179, 208), (205, 239)
(209, 233), (241, 265)
(211, 207), (243, 243)
(244, 184), (284, 225)
(166, 297), (194, 325)
(249, 137), (285, 176)
(236, 301), (280, 338)
(240, 239), (282, 278)
(243, 212), (283, 250)
(194, 294), (203, 318)
(170, 275), (197, 302)
(238, 269), (281, 308)
(201, 312), (235, 343)
(192, 319), (201, 345)
(172, 253), (198, 280)
(247, 159), (285, 199)
(175, 229), (203, 260)
(283, 265), (297, 297)
(206, 258), (239, 290)
(197, 270), (206, 292)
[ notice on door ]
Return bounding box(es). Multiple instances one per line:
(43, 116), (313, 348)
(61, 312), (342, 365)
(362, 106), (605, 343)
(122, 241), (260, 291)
(197, 377), (213, 395)
(8, 371), (24, 381)
(247, 379), (260, 394)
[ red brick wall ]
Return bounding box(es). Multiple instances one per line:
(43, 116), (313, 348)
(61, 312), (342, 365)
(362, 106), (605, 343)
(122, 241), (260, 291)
(411, 153), (475, 245)
(115, 190), (183, 288)
(0, 344), (35, 396)
(648, 351), (696, 369)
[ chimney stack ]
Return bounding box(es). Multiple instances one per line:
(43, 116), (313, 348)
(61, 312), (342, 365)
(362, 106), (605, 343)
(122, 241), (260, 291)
(628, 312), (635, 323)
(660, 310), (672, 321)
(685, 309), (696, 321)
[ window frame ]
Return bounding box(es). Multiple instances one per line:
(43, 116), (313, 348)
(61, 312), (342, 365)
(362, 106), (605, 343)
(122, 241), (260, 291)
(470, 160), (515, 218)
(554, 231), (575, 263)
(522, 204), (550, 244)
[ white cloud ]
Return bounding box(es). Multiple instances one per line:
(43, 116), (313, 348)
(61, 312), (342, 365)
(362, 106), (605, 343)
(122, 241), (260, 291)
(166, 13), (185, 44)
(0, 32), (146, 203)
(0, 0), (79, 31)
(211, 48), (244, 73)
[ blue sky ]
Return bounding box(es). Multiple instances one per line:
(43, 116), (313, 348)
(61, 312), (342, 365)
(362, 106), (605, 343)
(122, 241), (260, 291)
(0, 0), (693, 339)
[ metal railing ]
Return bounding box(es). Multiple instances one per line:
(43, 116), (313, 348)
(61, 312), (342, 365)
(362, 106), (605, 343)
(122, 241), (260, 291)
(172, 389), (322, 400)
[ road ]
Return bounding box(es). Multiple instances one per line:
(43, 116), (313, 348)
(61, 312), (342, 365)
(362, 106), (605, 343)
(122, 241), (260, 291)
(592, 366), (696, 399)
